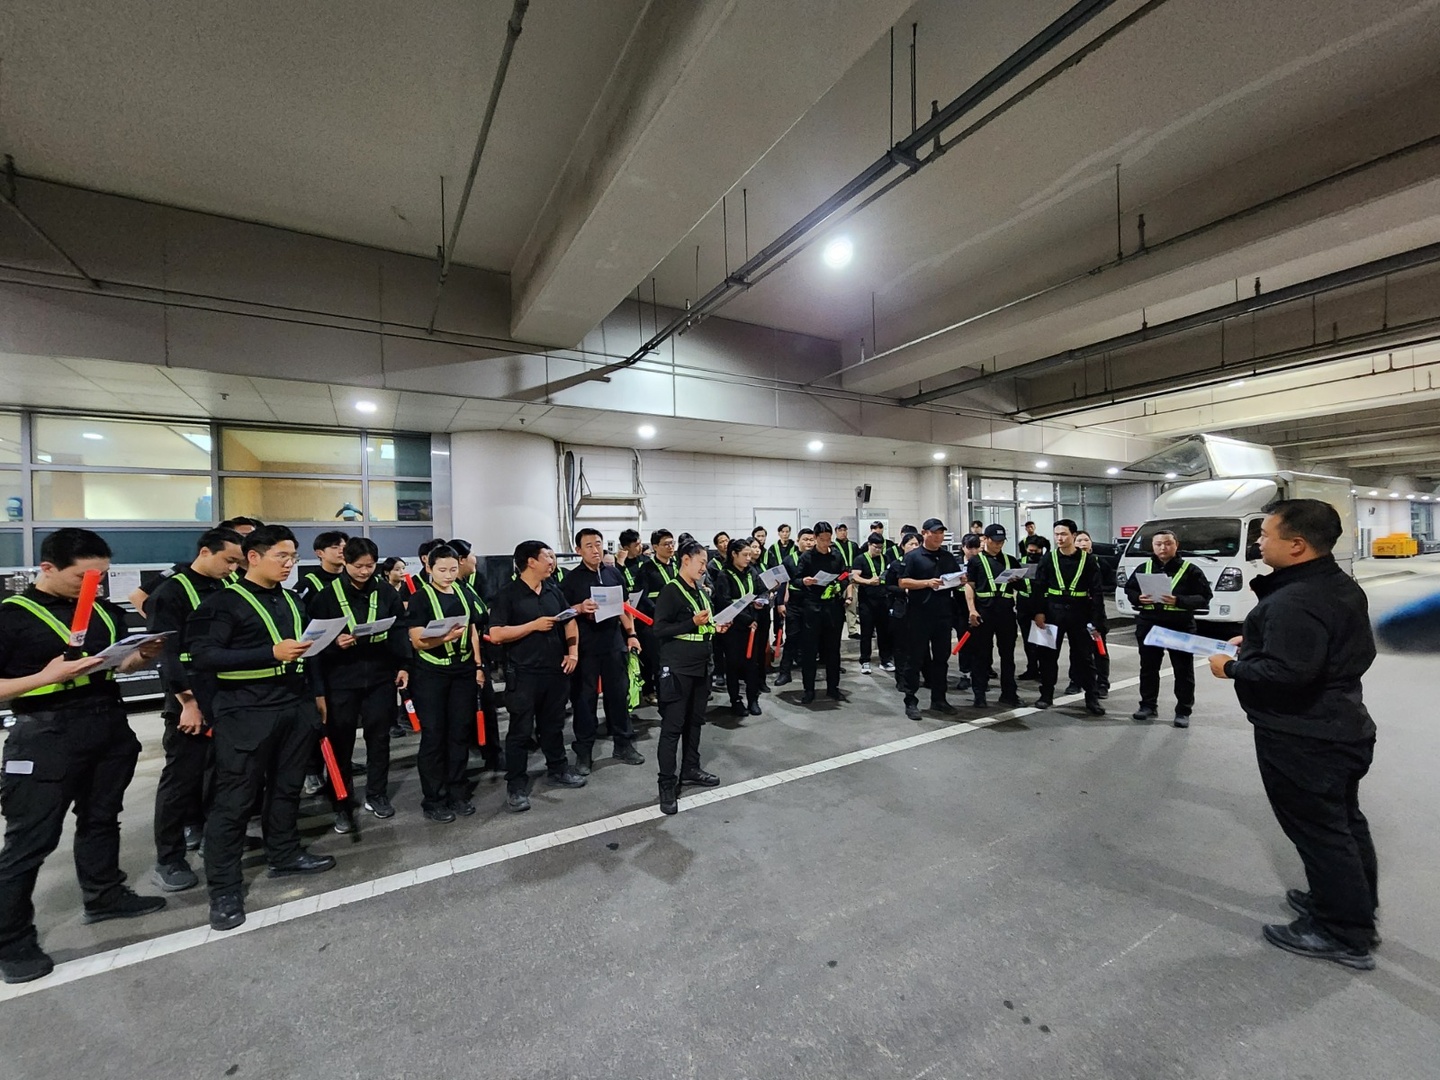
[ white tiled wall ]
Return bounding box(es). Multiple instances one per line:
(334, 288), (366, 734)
(567, 445), (925, 548)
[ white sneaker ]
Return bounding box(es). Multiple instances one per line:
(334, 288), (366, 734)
(302, 774), (323, 797)
(859, 662), (872, 675)
(882, 661), (895, 672)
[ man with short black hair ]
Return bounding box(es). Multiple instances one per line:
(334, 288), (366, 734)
(771, 528), (814, 686)
(1031, 519), (1104, 715)
(637, 530), (677, 699)
(1015, 536), (1048, 680)
(1126, 528), (1212, 725)
(851, 532), (893, 675)
(1210, 499), (1379, 970)
(762, 524), (795, 571)
(897, 518), (963, 719)
(296, 530), (349, 600)
(792, 522), (849, 703)
(0, 529), (169, 983)
(964, 525), (1024, 708)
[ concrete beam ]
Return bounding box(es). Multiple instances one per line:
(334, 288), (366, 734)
(508, 0), (912, 348)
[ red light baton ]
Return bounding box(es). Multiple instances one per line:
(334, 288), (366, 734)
(624, 603), (653, 626)
(746, 624), (757, 660)
(319, 736), (348, 801)
(64, 569), (103, 659)
(475, 708), (487, 747)
(951, 630), (972, 656)
(1088, 624), (1107, 656)
(403, 574), (417, 594)
(403, 697), (421, 732)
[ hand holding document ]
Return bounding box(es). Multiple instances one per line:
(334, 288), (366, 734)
(713, 593), (756, 627)
(759, 565), (790, 591)
(91, 631), (174, 671)
(1134, 573), (1175, 602)
(1143, 625), (1238, 657)
(299, 617), (350, 656)
(812, 571), (840, 586)
(591, 586), (623, 622)
(937, 572), (966, 590)
(422, 614), (470, 638)
(1028, 622), (1059, 649)
(350, 616), (396, 638)
(552, 608), (579, 624)
(995, 565), (1035, 585)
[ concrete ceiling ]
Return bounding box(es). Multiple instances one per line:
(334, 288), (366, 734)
(4, 0), (1440, 481)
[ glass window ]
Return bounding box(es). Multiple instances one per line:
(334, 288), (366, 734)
(1124, 517), (1242, 559)
(0, 530), (22, 566)
(0, 414), (20, 464)
(367, 481), (434, 522)
(1085, 506), (1113, 542)
(367, 435), (432, 478)
(221, 428), (362, 475)
(33, 528), (198, 566)
(0, 472), (23, 521)
(33, 472), (213, 522)
(978, 478), (1013, 501)
(1082, 483), (1112, 505)
(1015, 481), (1054, 504)
(33, 416), (211, 471)
(1058, 482), (1081, 503)
(222, 477), (363, 523)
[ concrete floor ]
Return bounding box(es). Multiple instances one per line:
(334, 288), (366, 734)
(1, 574), (1437, 1079)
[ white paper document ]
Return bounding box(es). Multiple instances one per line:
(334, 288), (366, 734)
(759, 565), (791, 591)
(300, 617), (350, 656)
(91, 631), (173, 671)
(553, 608), (579, 624)
(1134, 573), (1176, 601)
(626, 591), (643, 608)
(107, 569), (142, 601)
(591, 586), (623, 622)
(350, 616), (396, 638)
(937, 571), (966, 590)
(811, 571), (840, 586)
(421, 615), (470, 639)
(712, 593), (756, 627)
(995, 565), (1035, 584)
(1027, 622), (1059, 650)
(1142, 625), (1238, 657)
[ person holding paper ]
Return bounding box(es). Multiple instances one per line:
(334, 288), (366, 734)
(447, 539), (503, 771)
(653, 539), (728, 814)
(1071, 531), (1112, 700)
(963, 524), (1024, 709)
(851, 532), (894, 676)
(636, 530), (679, 702)
(771, 528), (814, 687)
(563, 528), (645, 773)
(147, 526), (245, 893)
(490, 541), (587, 813)
(1014, 536), (1049, 681)
(307, 537), (410, 829)
(790, 523), (848, 703)
(186, 525), (336, 933)
(403, 544), (485, 823)
(897, 519), (963, 719)
(1030, 520), (1105, 715)
(0, 529), (170, 984)
(1209, 499), (1380, 970)
(1124, 528), (1213, 726)
(832, 523), (859, 641)
(713, 538), (764, 716)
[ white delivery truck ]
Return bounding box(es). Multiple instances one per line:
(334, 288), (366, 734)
(1114, 469), (1354, 626)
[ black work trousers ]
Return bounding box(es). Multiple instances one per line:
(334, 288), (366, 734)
(325, 680), (395, 805)
(1037, 605), (1096, 698)
(475, 679), (501, 762)
(409, 668), (475, 811)
(1255, 728), (1378, 949)
(970, 603), (1018, 699)
(1017, 605), (1041, 675)
(858, 593), (893, 664)
(154, 714), (214, 866)
(0, 701), (140, 958)
(637, 624), (660, 695)
(723, 622), (762, 704)
(504, 667), (570, 791)
(800, 605), (844, 692)
(777, 603), (804, 674)
(657, 670), (708, 783)
(572, 649), (636, 757)
(1069, 630), (1110, 689)
(898, 615), (952, 707)
(204, 695), (320, 898)
(1137, 621), (1196, 711)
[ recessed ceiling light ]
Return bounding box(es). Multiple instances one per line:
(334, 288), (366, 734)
(82, 432), (103, 440)
(821, 237), (853, 269)
(1034, 459), (1048, 469)
(1165, 472), (1178, 479)
(807, 439), (824, 452)
(1367, 490), (1378, 496)
(1389, 492), (1400, 498)
(1407, 494), (1415, 500)
(637, 424), (656, 439)
(1350, 488), (1357, 494)
(355, 401), (378, 414)
(1424, 496), (1432, 501)
(1227, 379), (1246, 388)
(1106, 466), (1120, 476)
(932, 451), (946, 460)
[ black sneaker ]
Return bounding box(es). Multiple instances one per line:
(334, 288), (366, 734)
(447, 798), (477, 817)
(773, 672), (792, 686)
(759, 682), (772, 694)
(1084, 697), (1106, 716)
(825, 687), (843, 701)
(1017, 669), (1038, 681)
(954, 675), (971, 692)
(82, 887), (167, 924)
(1173, 711), (1191, 728)
(799, 690), (815, 704)
(268, 852), (336, 877)
(506, 789), (531, 813)
(183, 824), (203, 852)
(997, 694), (1023, 707)
(1063, 683), (1081, 696)
(1262, 917), (1374, 970)
(333, 809), (356, 834)
(1034, 697), (1053, 709)
(548, 770), (587, 788)
(730, 699), (747, 716)
(747, 701), (762, 716)
(0, 943), (54, 984)
(613, 743), (645, 766)
(363, 794), (396, 819)
(679, 768), (720, 787)
(905, 702), (922, 721)
(389, 722), (411, 738)
(1132, 705), (1158, 721)
(209, 891), (245, 933)
(972, 694), (988, 708)
(151, 861), (199, 893)
(572, 752), (593, 777)
(1285, 889), (1382, 948)
(659, 780), (678, 816)
(423, 806), (457, 823)
(931, 701), (958, 715)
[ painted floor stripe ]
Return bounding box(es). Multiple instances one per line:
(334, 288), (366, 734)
(0, 674), (1157, 1002)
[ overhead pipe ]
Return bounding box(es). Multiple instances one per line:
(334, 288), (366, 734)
(548, 0), (1124, 396)
(901, 239), (1440, 409)
(427, 0), (529, 334)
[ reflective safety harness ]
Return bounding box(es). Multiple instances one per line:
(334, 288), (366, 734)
(302, 571), (329, 595)
(415, 582), (472, 667)
(1045, 549), (1090, 600)
(647, 559), (677, 601)
(673, 579), (715, 641)
(972, 552), (1017, 600)
(173, 572), (202, 663)
(860, 552), (884, 585)
(1139, 558), (1192, 612)
(1, 595), (117, 697)
(834, 538), (856, 566)
(725, 568), (755, 606)
(216, 586), (305, 681)
(332, 578), (384, 642)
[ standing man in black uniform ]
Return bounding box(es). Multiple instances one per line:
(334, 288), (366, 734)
(636, 530), (678, 701)
(1126, 528), (1212, 726)
(187, 525), (337, 932)
(490, 540), (586, 813)
(563, 528), (645, 773)
(1015, 536), (1049, 680)
(952, 533), (983, 695)
(771, 527), (814, 686)
(0, 529), (169, 984)
(791, 522), (849, 703)
(851, 532), (893, 676)
(148, 526), (245, 892)
(833, 523), (859, 641)
(295, 530), (348, 600)
(897, 519), (962, 719)
(1210, 499), (1379, 969)
(1030, 519), (1105, 715)
(963, 524), (1024, 709)
(885, 532), (921, 695)
(762, 523), (795, 571)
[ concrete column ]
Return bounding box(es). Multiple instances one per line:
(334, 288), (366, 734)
(450, 431), (560, 553)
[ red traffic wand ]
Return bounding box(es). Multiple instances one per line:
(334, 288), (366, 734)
(475, 708), (487, 747)
(624, 603), (653, 626)
(319, 735), (348, 801)
(745, 624), (757, 660)
(951, 630), (972, 656)
(403, 697), (421, 732)
(64, 569), (103, 660)
(1087, 623), (1107, 656)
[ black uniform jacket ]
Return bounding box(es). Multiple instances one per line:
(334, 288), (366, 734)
(187, 579), (322, 718)
(0, 587), (126, 715)
(1124, 556), (1213, 629)
(147, 565), (227, 717)
(654, 578), (713, 676)
(306, 574), (410, 690)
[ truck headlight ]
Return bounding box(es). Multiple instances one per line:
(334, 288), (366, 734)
(1216, 568), (1243, 591)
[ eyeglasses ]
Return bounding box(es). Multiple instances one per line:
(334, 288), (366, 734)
(267, 552), (299, 565)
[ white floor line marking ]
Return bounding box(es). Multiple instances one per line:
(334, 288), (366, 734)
(0, 674), (1155, 1003)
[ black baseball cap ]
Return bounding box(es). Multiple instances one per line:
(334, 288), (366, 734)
(921, 517), (945, 532)
(812, 521), (833, 535)
(983, 524), (1007, 540)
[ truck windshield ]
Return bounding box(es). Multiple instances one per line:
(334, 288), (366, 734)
(1124, 518), (1241, 559)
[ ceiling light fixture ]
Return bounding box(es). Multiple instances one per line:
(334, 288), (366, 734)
(1106, 466), (1120, 476)
(821, 237), (853, 269)
(807, 440), (824, 452)
(355, 401), (378, 414)
(82, 432), (103, 440)
(1034, 459), (1048, 469)
(932, 451), (946, 461)
(1367, 490), (1378, 496)
(1227, 379), (1246, 388)
(1165, 472), (1178, 480)
(637, 424), (656, 439)
(1389, 492), (1400, 498)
